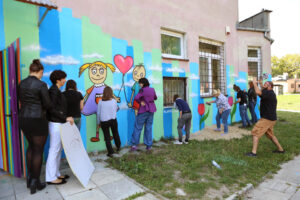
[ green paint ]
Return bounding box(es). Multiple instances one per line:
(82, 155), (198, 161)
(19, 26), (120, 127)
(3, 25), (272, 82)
(187, 72), (194, 133)
(151, 49), (163, 141)
(3, 0), (40, 78)
(171, 60), (179, 77)
(132, 40), (144, 65)
(81, 16), (112, 151)
(203, 98), (213, 127)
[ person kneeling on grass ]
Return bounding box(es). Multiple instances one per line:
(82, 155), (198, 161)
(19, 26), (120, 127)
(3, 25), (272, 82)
(246, 78), (285, 157)
(173, 94), (192, 144)
(206, 89), (231, 134)
(97, 86), (121, 158)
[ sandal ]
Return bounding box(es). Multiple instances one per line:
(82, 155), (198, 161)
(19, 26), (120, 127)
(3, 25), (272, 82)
(58, 175), (70, 179)
(47, 179), (67, 185)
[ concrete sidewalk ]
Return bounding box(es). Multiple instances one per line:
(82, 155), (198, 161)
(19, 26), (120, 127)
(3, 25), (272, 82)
(245, 155), (300, 200)
(0, 148), (162, 200)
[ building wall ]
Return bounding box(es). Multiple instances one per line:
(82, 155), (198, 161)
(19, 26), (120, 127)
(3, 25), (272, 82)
(0, 0), (271, 153)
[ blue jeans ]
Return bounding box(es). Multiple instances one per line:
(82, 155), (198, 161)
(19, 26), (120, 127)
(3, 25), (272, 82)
(131, 112), (154, 147)
(239, 105), (251, 127)
(248, 101), (257, 124)
(216, 109), (231, 133)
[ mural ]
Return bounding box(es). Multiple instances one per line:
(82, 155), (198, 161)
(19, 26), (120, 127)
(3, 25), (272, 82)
(0, 0), (265, 177)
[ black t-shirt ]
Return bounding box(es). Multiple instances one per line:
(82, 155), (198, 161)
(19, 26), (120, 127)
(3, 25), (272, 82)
(63, 90), (84, 118)
(260, 89), (277, 121)
(237, 90), (247, 105)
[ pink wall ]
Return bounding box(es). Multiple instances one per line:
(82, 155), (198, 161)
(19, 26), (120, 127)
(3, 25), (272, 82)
(57, 0), (271, 73)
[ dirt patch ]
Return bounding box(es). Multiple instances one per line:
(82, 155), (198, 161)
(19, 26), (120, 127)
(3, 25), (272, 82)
(204, 185), (230, 199)
(190, 124), (252, 141)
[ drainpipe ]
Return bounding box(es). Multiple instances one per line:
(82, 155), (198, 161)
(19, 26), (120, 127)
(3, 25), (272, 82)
(264, 31), (274, 44)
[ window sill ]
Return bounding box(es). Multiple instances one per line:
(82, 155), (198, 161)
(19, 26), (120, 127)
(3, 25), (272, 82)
(162, 56), (189, 62)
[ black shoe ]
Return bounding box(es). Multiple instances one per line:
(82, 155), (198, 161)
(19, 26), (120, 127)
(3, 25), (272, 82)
(245, 152), (257, 157)
(47, 179), (67, 185)
(30, 179), (46, 194)
(26, 174), (31, 188)
(116, 148), (121, 152)
(239, 126), (246, 128)
(107, 153), (114, 158)
(272, 150), (285, 154)
(58, 175), (70, 180)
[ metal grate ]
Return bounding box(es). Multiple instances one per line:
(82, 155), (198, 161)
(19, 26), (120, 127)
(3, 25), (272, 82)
(199, 40), (225, 97)
(163, 77), (187, 106)
(248, 48), (262, 80)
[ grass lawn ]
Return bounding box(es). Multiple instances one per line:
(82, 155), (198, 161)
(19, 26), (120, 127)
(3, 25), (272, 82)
(277, 94), (300, 111)
(108, 112), (300, 199)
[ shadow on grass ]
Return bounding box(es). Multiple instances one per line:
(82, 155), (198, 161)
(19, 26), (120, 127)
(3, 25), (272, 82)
(108, 112), (300, 199)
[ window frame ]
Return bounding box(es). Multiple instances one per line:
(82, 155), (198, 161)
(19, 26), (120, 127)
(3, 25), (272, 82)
(163, 77), (188, 107)
(247, 47), (262, 80)
(161, 29), (186, 59)
(199, 39), (225, 97)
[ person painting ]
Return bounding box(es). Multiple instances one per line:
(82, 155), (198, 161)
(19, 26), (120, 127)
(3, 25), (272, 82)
(130, 78), (157, 151)
(233, 84), (252, 128)
(128, 64), (146, 115)
(248, 81), (258, 124)
(206, 89), (231, 134)
(19, 60), (66, 194)
(79, 61), (120, 142)
(63, 80), (84, 130)
(46, 70), (74, 185)
(97, 86), (121, 157)
(173, 94), (192, 144)
(246, 78), (284, 157)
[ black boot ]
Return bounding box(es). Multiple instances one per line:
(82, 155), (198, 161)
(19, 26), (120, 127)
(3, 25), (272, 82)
(26, 174), (31, 188)
(30, 179), (46, 194)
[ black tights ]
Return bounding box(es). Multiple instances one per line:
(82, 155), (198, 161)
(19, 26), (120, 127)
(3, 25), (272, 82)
(25, 134), (47, 179)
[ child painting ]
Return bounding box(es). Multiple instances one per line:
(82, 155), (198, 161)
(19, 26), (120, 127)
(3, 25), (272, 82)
(128, 64), (146, 115)
(79, 61), (120, 142)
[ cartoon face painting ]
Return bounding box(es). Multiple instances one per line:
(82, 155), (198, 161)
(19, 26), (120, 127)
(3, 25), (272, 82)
(88, 64), (107, 84)
(132, 65), (146, 82)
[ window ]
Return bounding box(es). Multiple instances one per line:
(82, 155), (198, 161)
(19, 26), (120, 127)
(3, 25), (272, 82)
(199, 39), (225, 96)
(161, 30), (186, 59)
(163, 77), (187, 106)
(291, 84), (295, 88)
(248, 47), (262, 80)
(298, 84), (300, 88)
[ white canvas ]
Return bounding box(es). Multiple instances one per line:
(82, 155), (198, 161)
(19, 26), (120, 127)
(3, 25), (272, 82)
(60, 123), (95, 187)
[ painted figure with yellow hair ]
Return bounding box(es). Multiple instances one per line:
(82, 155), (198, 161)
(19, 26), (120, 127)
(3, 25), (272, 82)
(79, 61), (120, 142)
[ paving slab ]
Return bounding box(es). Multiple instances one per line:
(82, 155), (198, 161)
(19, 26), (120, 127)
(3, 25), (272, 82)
(0, 179), (14, 199)
(100, 178), (144, 200)
(259, 179), (298, 193)
(64, 188), (110, 200)
(56, 175), (97, 198)
(246, 187), (293, 200)
(16, 186), (62, 200)
(91, 168), (124, 187)
(0, 195), (15, 200)
(291, 189), (300, 200)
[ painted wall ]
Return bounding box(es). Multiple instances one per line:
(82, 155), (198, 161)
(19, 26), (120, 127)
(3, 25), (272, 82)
(0, 0), (271, 153)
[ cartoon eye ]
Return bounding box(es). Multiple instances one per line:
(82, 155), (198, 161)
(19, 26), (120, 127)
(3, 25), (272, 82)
(140, 73), (144, 77)
(134, 71), (138, 75)
(92, 68), (97, 75)
(99, 68), (104, 74)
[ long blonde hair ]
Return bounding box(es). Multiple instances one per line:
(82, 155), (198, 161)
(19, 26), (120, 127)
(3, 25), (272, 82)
(79, 61), (115, 77)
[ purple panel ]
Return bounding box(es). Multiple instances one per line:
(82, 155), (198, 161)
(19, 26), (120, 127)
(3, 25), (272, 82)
(8, 43), (21, 177)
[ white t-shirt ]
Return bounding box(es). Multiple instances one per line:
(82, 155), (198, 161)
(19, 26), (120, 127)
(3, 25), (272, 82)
(97, 99), (118, 124)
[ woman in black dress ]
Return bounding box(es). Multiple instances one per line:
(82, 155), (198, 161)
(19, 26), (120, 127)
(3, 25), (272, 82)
(18, 60), (62, 194)
(63, 80), (84, 130)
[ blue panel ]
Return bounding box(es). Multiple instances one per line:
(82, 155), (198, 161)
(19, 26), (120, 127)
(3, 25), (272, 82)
(190, 62), (200, 132)
(212, 99), (218, 125)
(58, 8), (86, 147)
(0, 0), (5, 50)
(112, 37), (129, 147)
(39, 7), (62, 159)
(163, 108), (173, 138)
(179, 71), (185, 78)
(162, 63), (172, 77)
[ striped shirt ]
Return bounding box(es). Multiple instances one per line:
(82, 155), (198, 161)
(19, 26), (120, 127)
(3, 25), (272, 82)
(215, 93), (231, 111)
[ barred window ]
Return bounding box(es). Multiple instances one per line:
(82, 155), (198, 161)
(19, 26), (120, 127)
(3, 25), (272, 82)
(163, 77), (187, 106)
(199, 39), (225, 97)
(248, 47), (262, 80)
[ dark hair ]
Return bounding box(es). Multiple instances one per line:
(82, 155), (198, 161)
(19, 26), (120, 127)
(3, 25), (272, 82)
(66, 80), (77, 91)
(50, 70), (67, 85)
(102, 86), (114, 101)
(267, 81), (274, 88)
(138, 78), (150, 87)
(29, 59), (44, 73)
(173, 94), (179, 102)
(233, 84), (240, 91)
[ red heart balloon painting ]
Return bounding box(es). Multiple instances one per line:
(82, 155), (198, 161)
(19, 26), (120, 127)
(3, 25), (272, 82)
(113, 54), (133, 75)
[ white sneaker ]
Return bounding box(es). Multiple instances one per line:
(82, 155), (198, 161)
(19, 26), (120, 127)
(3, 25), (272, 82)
(173, 140), (183, 145)
(183, 141), (189, 144)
